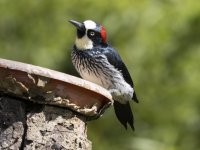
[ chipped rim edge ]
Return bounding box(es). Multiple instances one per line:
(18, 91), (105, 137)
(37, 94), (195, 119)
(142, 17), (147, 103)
(0, 58), (113, 101)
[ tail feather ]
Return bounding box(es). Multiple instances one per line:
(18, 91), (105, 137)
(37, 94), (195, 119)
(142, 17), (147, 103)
(132, 91), (139, 103)
(113, 101), (134, 130)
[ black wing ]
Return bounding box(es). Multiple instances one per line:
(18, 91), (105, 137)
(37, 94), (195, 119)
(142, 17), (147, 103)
(100, 46), (138, 103)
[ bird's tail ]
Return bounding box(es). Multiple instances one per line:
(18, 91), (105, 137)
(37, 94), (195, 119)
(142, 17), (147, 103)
(113, 101), (134, 130)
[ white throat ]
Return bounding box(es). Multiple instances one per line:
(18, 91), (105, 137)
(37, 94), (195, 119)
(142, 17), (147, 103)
(75, 20), (97, 50)
(75, 36), (93, 50)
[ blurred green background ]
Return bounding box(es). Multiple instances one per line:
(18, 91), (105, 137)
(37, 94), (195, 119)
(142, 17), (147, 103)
(0, 0), (200, 149)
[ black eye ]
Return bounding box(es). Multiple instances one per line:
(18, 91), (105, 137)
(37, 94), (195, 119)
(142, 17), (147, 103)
(90, 31), (95, 36)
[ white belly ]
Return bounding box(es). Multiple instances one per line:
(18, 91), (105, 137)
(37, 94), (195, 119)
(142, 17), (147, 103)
(80, 70), (103, 86)
(72, 52), (133, 103)
(79, 68), (133, 103)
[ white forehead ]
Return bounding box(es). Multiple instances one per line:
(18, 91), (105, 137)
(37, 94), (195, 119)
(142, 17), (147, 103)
(83, 20), (97, 29)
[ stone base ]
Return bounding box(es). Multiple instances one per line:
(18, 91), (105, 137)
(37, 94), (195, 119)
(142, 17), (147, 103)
(0, 95), (92, 150)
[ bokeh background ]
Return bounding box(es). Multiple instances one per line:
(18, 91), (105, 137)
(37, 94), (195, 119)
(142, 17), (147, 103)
(0, 0), (200, 149)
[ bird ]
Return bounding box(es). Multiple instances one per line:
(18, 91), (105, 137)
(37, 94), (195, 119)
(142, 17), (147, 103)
(69, 19), (138, 130)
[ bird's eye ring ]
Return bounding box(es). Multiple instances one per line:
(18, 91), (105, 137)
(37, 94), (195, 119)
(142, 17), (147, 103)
(90, 31), (95, 36)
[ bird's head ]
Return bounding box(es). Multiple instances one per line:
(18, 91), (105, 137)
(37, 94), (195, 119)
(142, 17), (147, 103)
(69, 20), (107, 50)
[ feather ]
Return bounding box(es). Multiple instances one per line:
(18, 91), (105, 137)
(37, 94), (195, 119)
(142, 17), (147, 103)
(99, 46), (138, 103)
(114, 101), (134, 130)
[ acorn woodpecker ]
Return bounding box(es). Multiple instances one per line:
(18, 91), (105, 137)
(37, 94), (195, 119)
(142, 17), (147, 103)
(69, 20), (138, 130)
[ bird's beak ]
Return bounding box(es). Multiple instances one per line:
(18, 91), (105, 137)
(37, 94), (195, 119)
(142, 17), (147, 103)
(69, 20), (85, 31)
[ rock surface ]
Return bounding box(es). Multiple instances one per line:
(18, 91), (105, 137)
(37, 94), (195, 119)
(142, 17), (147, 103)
(0, 58), (113, 150)
(0, 95), (92, 150)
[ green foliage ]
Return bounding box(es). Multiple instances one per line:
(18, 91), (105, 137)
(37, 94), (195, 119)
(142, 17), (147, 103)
(0, 0), (200, 149)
